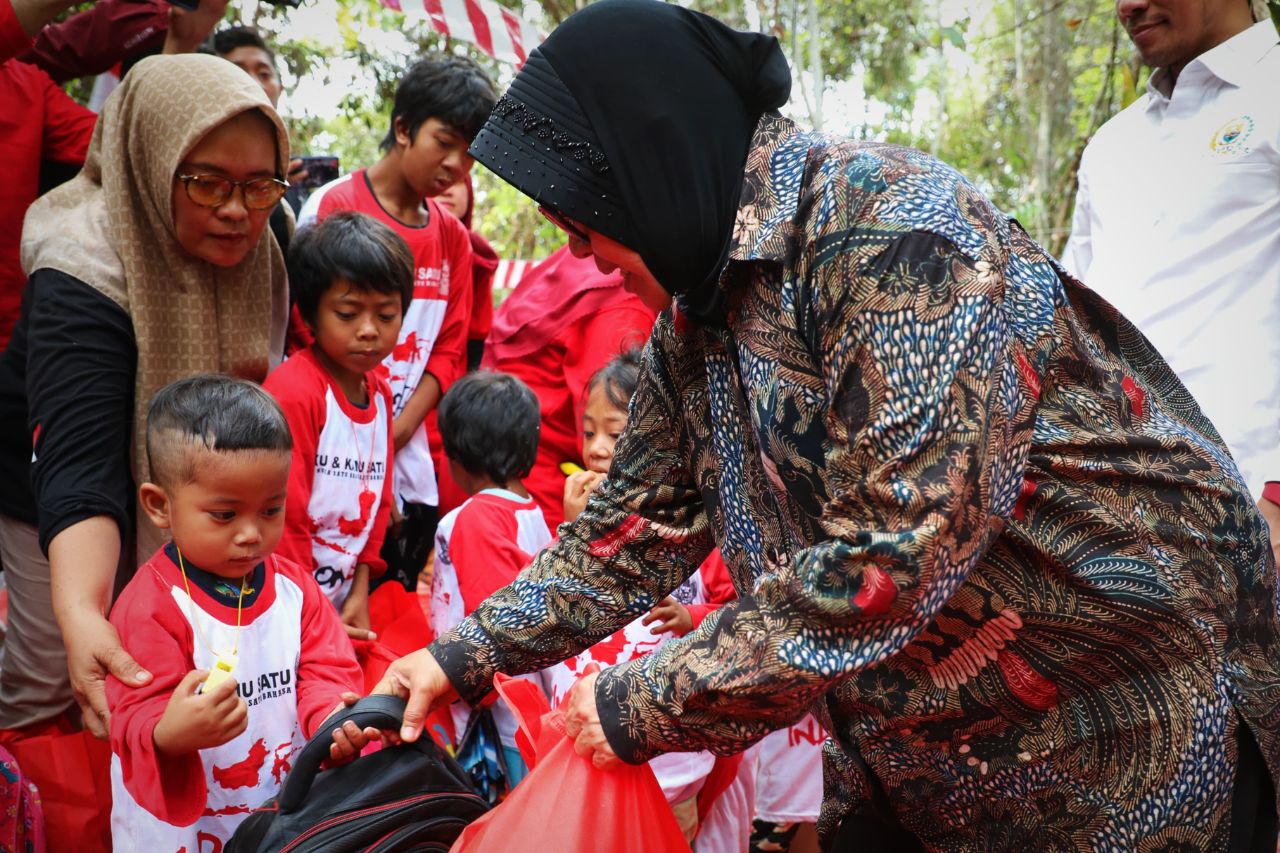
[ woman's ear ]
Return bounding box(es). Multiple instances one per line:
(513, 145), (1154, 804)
(138, 482), (174, 530)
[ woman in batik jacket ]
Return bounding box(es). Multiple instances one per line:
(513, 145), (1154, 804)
(369, 2), (1280, 849)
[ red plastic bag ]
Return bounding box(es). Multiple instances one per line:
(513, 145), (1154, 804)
(7, 729), (111, 853)
(450, 672), (690, 853)
(366, 581), (434, 654)
(356, 584), (458, 750)
(352, 638), (402, 694)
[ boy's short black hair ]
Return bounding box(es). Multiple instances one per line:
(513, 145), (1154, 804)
(438, 371), (540, 485)
(212, 26), (277, 70)
(289, 212), (415, 327)
(146, 374), (292, 489)
(587, 346), (643, 412)
(380, 54), (498, 152)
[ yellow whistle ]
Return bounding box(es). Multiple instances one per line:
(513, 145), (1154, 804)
(560, 462), (585, 476)
(199, 654), (238, 694)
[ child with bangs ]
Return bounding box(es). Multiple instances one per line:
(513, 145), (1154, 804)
(429, 370), (552, 796)
(264, 212), (412, 637)
(299, 55), (498, 591)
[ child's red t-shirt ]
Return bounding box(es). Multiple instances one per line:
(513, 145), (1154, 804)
(265, 346), (395, 606)
(300, 170), (473, 508)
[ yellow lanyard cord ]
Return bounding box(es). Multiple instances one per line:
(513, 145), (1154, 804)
(176, 546), (249, 658)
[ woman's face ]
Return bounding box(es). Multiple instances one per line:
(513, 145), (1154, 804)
(563, 223), (673, 312)
(172, 111), (278, 267)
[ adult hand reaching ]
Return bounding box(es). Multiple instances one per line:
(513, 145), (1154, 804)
(62, 608), (152, 738)
(162, 0), (230, 56)
(563, 670), (620, 769)
(370, 648), (458, 742)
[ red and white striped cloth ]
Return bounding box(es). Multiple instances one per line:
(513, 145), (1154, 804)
(381, 0), (544, 66)
(494, 258), (537, 291)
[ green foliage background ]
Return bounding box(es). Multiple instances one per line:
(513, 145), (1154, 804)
(62, 0), (1280, 261)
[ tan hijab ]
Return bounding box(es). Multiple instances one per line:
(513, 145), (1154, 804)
(21, 54), (290, 556)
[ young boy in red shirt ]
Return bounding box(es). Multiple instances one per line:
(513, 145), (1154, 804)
(265, 212), (412, 637)
(299, 55), (497, 589)
(429, 371), (551, 791)
(107, 375), (371, 849)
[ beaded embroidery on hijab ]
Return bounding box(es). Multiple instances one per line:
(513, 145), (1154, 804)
(469, 0), (791, 324)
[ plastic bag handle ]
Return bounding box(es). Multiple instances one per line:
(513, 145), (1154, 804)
(278, 694), (424, 813)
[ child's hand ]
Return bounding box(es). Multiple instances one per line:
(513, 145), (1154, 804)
(340, 588), (376, 642)
(642, 597), (693, 636)
(325, 692), (384, 765)
(153, 669), (248, 756)
(562, 470), (605, 523)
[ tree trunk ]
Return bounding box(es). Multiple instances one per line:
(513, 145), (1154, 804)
(806, 0), (824, 130)
(1032, 0), (1061, 240)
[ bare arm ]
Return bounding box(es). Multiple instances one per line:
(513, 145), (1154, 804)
(392, 372), (442, 451)
(49, 515), (151, 738)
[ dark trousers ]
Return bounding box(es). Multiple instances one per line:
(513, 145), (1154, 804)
(372, 502), (439, 593)
(1229, 719), (1277, 853)
(826, 719), (1277, 852)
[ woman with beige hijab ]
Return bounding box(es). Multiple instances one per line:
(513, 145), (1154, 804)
(0, 53), (289, 737)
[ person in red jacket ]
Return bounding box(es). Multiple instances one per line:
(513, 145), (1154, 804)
(482, 245), (657, 530)
(435, 175), (499, 371)
(428, 174), (499, 517)
(0, 60), (92, 352)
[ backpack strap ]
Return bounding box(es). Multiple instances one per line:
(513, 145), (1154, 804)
(279, 694), (438, 813)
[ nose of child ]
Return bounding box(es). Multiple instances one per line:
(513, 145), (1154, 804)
(586, 438), (611, 470)
(234, 521), (262, 547)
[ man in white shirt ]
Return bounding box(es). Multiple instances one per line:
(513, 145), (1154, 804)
(1064, 0), (1280, 561)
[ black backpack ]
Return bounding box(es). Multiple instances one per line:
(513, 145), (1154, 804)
(227, 695), (488, 852)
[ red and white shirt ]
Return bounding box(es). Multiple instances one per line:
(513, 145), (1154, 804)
(106, 547), (362, 850)
(265, 347), (394, 607)
(431, 489), (552, 746)
(299, 171), (473, 507)
(538, 551), (735, 706)
(430, 489), (553, 632)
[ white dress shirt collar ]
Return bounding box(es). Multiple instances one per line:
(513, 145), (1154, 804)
(1147, 19), (1280, 101)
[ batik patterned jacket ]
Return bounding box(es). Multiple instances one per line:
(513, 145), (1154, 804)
(433, 113), (1280, 850)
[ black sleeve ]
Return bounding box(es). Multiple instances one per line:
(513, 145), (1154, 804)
(465, 338), (484, 373)
(24, 270), (137, 553)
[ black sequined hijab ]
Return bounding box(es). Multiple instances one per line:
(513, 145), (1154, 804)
(469, 0), (791, 322)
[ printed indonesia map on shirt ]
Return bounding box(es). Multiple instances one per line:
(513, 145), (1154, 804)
(299, 169), (475, 510)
